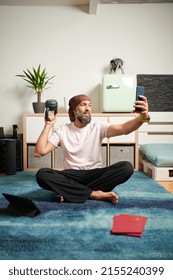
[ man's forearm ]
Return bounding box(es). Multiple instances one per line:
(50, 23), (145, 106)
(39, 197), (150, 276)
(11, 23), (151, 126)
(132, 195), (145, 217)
(123, 115), (143, 134)
(34, 124), (52, 157)
(123, 113), (150, 134)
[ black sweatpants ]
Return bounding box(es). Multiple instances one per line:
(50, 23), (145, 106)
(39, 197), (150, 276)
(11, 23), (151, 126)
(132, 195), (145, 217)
(36, 161), (134, 203)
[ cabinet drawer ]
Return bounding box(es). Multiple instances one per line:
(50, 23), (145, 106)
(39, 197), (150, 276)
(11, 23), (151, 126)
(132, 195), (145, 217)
(109, 144), (135, 167)
(27, 145), (51, 169)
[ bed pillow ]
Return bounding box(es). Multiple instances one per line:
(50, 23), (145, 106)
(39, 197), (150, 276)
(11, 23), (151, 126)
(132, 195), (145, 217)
(139, 143), (173, 167)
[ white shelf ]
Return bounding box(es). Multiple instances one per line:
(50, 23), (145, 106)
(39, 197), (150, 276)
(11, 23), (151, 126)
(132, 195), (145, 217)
(23, 112), (139, 171)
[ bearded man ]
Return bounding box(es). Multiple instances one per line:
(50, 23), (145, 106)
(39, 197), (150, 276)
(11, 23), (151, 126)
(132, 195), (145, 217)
(35, 94), (149, 204)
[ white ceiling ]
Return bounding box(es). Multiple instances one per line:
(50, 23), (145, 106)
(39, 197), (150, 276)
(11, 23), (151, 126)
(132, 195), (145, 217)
(0, 0), (172, 14)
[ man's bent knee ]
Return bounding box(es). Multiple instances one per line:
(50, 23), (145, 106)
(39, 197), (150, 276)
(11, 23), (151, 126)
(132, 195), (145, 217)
(36, 168), (51, 182)
(124, 161), (134, 177)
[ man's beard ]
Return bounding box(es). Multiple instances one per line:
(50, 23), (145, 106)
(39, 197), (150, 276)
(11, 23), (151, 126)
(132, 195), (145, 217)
(76, 111), (91, 124)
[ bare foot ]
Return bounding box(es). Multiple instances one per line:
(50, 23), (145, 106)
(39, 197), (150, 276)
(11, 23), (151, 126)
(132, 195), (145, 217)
(57, 196), (64, 203)
(90, 190), (118, 204)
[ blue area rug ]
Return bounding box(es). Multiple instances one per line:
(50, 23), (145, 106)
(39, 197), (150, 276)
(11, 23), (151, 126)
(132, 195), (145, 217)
(0, 171), (173, 260)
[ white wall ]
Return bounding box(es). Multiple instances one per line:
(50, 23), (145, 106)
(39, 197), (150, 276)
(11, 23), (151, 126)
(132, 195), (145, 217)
(0, 4), (173, 134)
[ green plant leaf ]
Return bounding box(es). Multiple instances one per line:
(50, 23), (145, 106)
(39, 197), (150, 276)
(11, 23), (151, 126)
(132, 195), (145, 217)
(16, 64), (55, 101)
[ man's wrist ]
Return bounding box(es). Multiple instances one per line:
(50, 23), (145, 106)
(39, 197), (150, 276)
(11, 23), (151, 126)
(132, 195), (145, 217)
(137, 114), (150, 123)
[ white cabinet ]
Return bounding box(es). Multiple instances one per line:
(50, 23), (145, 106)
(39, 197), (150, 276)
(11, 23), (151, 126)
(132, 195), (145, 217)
(23, 113), (138, 171)
(26, 116), (45, 142)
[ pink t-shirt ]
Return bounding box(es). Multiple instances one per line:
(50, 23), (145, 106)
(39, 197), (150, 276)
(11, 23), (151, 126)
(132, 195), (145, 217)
(48, 121), (110, 170)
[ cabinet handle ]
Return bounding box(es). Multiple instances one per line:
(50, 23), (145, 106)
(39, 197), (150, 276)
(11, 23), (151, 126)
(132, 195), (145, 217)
(106, 85), (120, 89)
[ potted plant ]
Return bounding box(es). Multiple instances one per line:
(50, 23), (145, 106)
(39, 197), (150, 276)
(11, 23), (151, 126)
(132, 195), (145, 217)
(16, 64), (55, 113)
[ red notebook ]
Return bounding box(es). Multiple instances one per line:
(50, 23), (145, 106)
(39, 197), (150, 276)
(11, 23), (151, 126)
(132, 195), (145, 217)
(111, 214), (148, 237)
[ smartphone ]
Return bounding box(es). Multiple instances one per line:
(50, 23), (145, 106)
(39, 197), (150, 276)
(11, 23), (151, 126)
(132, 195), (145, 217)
(135, 86), (145, 112)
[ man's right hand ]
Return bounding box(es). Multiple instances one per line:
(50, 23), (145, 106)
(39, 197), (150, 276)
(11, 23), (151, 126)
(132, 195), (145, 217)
(45, 114), (56, 126)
